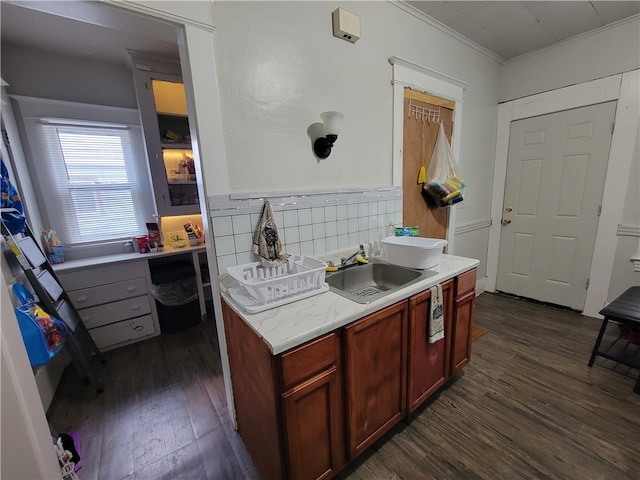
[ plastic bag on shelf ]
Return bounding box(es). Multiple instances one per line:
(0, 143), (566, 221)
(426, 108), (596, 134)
(423, 122), (465, 207)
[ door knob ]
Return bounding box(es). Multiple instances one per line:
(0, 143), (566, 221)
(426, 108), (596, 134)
(505, 206), (513, 212)
(502, 218), (511, 226)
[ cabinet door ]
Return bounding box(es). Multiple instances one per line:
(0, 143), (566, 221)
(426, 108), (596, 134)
(281, 367), (345, 480)
(344, 301), (408, 458)
(407, 279), (453, 413)
(451, 269), (477, 375)
(131, 66), (200, 216)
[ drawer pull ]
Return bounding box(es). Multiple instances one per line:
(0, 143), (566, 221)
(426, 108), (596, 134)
(76, 296), (88, 303)
(126, 286), (137, 292)
(133, 325), (144, 331)
(130, 305), (141, 311)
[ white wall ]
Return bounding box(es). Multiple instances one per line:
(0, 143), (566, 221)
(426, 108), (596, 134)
(500, 16), (640, 102)
(1, 43), (138, 109)
(1, 271), (62, 480)
(210, 1), (500, 275)
(497, 18), (640, 313)
(212, 2), (499, 194)
(608, 124), (640, 301)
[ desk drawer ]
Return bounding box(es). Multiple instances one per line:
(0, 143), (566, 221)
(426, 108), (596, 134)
(68, 278), (148, 309)
(79, 295), (152, 329)
(89, 314), (155, 350)
(58, 261), (146, 291)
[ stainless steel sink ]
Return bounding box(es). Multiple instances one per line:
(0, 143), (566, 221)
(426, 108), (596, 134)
(326, 262), (435, 304)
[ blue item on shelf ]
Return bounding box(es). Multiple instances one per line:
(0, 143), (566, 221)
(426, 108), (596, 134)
(12, 282), (67, 367)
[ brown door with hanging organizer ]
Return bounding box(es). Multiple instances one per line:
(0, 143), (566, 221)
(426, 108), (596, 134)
(402, 88), (454, 241)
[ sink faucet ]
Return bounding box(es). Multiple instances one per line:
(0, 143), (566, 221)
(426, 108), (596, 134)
(341, 244), (367, 267)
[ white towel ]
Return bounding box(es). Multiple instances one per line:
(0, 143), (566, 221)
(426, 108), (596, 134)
(428, 284), (444, 343)
(252, 200), (288, 268)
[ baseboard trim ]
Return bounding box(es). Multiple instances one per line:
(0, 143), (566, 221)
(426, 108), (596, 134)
(476, 276), (487, 296)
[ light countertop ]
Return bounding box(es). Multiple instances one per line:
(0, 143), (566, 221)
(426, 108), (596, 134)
(220, 254), (479, 355)
(52, 244), (207, 273)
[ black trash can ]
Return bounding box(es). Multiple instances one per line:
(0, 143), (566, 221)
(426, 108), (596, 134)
(150, 260), (200, 334)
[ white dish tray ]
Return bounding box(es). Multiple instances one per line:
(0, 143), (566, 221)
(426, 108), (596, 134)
(228, 284), (329, 313)
(226, 255), (328, 310)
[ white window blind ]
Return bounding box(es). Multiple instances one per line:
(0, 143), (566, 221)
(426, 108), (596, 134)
(41, 121), (146, 244)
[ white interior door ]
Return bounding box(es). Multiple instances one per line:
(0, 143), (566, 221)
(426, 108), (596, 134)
(497, 101), (616, 310)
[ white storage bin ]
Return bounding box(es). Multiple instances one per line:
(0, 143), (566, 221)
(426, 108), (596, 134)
(382, 236), (447, 269)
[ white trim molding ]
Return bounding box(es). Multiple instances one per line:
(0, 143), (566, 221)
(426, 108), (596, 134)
(487, 70), (640, 318)
(389, 56), (467, 254)
(390, 2), (504, 64)
(618, 224), (640, 237)
(455, 218), (492, 236)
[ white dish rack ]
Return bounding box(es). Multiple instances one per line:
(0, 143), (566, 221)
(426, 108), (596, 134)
(226, 255), (328, 312)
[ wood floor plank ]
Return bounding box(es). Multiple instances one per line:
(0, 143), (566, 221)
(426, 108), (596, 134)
(47, 294), (639, 480)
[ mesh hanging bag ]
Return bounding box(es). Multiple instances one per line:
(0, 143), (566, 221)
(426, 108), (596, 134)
(423, 123), (465, 207)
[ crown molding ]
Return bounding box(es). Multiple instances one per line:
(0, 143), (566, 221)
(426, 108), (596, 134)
(505, 14), (640, 64)
(390, 1), (505, 65)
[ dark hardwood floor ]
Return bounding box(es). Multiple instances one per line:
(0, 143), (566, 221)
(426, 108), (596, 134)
(48, 292), (640, 480)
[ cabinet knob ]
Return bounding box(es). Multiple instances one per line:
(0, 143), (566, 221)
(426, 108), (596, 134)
(126, 286), (137, 292)
(133, 325), (144, 331)
(76, 296), (87, 303)
(130, 305), (141, 311)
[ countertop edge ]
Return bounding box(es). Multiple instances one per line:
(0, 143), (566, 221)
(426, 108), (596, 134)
(220, 254), (479, 355)
(52, 245), (207, 273)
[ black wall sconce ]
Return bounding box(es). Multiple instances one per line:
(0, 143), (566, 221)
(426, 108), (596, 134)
(313, 111), (345, 159)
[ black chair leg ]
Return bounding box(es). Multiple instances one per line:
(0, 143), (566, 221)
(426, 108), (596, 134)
(589, 317), (610, 367)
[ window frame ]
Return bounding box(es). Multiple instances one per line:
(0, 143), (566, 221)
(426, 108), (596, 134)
(13, 96), (156, 259)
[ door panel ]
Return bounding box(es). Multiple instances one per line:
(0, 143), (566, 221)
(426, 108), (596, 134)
(497, 101), (616, 310)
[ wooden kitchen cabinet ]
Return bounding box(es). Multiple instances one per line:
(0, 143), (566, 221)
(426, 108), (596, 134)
(223, 300), (344, 480)
(407, 279), (454, 413)
(222, 266), (477, 479)
(280, 332), (345, 480)
(344, 301), (408, 458)
(450, 268), (477, 375)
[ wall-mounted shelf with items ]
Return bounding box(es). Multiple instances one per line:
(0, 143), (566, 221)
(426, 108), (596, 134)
(131, 56), (201, 217)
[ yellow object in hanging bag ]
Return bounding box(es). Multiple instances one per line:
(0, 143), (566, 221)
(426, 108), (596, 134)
(418, 166), (426, 184)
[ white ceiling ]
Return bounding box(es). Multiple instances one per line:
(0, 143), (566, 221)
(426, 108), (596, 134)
(1, 2), (639, 65)
(406, 1), (640, 61)
(0, 2), (180, 66)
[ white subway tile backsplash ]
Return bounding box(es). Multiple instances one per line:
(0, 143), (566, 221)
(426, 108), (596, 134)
(213, 216), (233, 236)
(273, 211), (284, 228)
(298, 208), (312, 225)
(312, 223), (326, 238)
(348, 232), (359, 246)
(359, 203), (368, 218)
(299, 224), (313, 242)
(286, 242), (301, 256)
(232, 214), (252, 234)
(234, 232), (253, 253)
(312, 207), (325, 224)
(236, 251), (253, 265)
(283, 210), (298, 227)
(301, 241), (314, 256)
(325, 221), (337, 237)
(215, 235), (236, 256)
(284, 227), (299, 243)
(324, 206), (337, 222)
(337, 204), (348, 220)
(348, 204), (358, 220)
(313, 238), (326, 254)
(209, 187), (403, 266)
(217, 254), (237, 271)
(326, 236), (337, 252)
